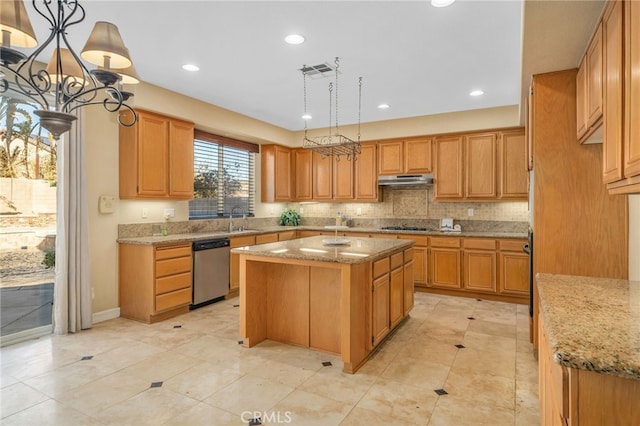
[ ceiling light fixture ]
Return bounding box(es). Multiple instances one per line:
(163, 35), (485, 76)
(182, 64), (200, 72)
(301, 57), (363, 161)
(0, 0), (139, 140)
(301, 113), (312, 120)
(469, 89), (485, 97)
(378, 103), (390, 109)
(431, 0), (456, 7)
(285, 34), (305, 45)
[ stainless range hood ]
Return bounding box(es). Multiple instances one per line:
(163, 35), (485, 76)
(378, 174), (434, 186)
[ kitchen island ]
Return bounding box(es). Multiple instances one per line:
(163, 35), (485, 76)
(234, 235), (415, 373)
(537, 273), (640, 425)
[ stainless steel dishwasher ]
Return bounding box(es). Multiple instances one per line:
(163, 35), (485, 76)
(191, 238), (230, 309)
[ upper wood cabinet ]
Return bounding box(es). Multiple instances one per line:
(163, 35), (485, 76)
(354, 142), (379, 201)
(261, 144), (292, 202)
(378, 138), (432, 175)
(433, 135), (464, 199)
(499, 129), (529, 199)
(465, 133), (497, 199)
(577, 22), (603, 143)
(293, 148), (313, 201)
(119, 109), (194, 200)
(312, 152), (334, 200)
(605, 0), (640, 193)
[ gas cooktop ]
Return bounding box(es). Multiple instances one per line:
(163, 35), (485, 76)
(380, 226), (431, 231)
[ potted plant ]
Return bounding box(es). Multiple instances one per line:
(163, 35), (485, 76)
(279, 208), (301, 226)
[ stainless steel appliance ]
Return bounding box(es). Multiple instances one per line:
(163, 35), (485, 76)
(191, 238), (230, 309)
(378, 174), (433, 186)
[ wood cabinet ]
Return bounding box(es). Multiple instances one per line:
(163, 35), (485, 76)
(403, 248), (415, 316)
(429, 237), (461, 289)
(378, 138), (432, 175)
(118, 242), (192, 323)
(261, 144), (293, 202)
(119, 109), (194, 200)
(499, 129), (529, 199)
(371, 257), (391, 346)
(498, 239), (529, 297)
(605, 0), (640, 193)
(389, 255), (404, 329)
(398, 234), (427, 288)
(293, 148), (313, 201)
(354, 142), (380, 201)
(433, 135), (464, 199)
(577, 22), (604, 143)
(333, 155), (354, 200)
(465, 133), (497, 199)
(462, 238), (497, 294)
(229, 235), (256, 294)
(312, 151), (333, 200)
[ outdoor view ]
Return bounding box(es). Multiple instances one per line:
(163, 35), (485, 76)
(0, 95), (57, 339)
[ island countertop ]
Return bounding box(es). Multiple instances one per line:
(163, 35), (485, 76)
(537, 273), (640, 381)
(231, 235), (413, 264)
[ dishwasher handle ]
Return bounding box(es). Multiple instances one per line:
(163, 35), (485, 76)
(193, 239), (230, 251)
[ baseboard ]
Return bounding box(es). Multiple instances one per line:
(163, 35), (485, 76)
(92, 307), (120, 324)
(0, 325), (52, 348)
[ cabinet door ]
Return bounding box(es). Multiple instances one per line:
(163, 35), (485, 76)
(499, 252), (529, 296)
(261, 145), (292, 202)
(229, 235), (256, 291)
(333, 156), (354, 200)
(602, 0), (624, 183)
(372, 274), (390, 346)
(429, 248), (461, 289)
(500, 130), (528, 199)
(168, 119), (194, 199)
(378, 141), (403, 175)
(625, 0), (640, 179)
(465, 133), (497, 199)
(403, 260), (414, 316)
(354, 142), (379, 201)
(404, 138), (432, 173)
(576, 58), (588, 140)
(413, 247), (427, 287)
(434, 136), (464, 199)
(138, 113), (169, 196)
(587, 22), (603, 128)
(389, 266), (404, 328)
(294, 149), (313, 201)
(463, 250), (497, 293)
(312, 152), (333, 200)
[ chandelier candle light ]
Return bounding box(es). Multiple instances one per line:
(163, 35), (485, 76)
(0, 0), (139, 140)
(301, 57), (362, 161)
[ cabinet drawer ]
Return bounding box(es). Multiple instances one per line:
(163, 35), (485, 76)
(155, 244), (191, 260)
(404, 248), (414, 262)
(463, 238), (497, 250)
(398, 234), (428, 246)
(155, 287), (192, 312)
(156, 256), (191, 278)
(373, 257), (390, 278)
(430, 237), (461, 248)
(390, 252), (404, 270)
(156, 272), (191, 295)
(230, 235), (256, 248)
(499, 239), (527, 252)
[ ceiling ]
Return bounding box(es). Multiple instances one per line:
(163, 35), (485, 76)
(22, 0), (604, 132)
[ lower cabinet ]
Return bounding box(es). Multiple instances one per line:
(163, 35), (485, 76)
(398, 234), (427, 288)
(429, 237), (462, 289)
(389, 252), (405, 328)
(463, 238), (497, 293)
(229, 235), (256, 294)
(498, 239), (529, 297)
(118, 242), (192, 323)
(403, 249), (415, 315)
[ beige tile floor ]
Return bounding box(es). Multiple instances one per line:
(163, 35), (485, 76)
(0, 293), (540, 425)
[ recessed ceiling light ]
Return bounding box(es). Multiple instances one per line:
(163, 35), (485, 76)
(378, 103), (390, 109)
(302, 114), (312, 120)
(285, 34), (305, 45)
(469, 90), (484, 97)
(431, 0), (456, 7)
(182, 64), (200, 72)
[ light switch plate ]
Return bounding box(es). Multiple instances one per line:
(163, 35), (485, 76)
(98, 195), (116, 214)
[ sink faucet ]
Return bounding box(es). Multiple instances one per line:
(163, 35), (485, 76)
(230, 206), (246, 232)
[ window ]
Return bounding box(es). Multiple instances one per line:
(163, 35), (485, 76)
(189, 130), (258, 219)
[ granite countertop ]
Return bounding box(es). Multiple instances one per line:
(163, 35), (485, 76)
(117, 226), (527, 246)
(537, 273), (640, 381)
(231, 235), (413, 264)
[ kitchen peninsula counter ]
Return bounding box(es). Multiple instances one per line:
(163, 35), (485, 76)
(236, 235), (415, 373)
(537, 273), (640, 424)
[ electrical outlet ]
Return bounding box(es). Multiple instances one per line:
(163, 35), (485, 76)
(357, 207), (362, 216)
(467, 208), (474, 217)
(141, 208), (148, 218)
(164, 208), (175, 218)
(300, 207), (304, 214)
